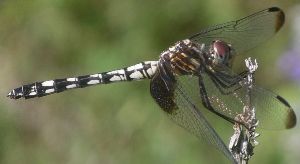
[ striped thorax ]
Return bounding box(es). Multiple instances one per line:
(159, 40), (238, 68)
(160, 39), (204, 76)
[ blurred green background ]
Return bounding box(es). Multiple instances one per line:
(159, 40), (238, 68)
(1, 0), (300, 164)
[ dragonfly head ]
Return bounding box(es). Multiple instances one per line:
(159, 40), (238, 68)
(208, 40), (234, 68)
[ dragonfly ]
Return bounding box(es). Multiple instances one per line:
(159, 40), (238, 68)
(7, 7), (296, 163)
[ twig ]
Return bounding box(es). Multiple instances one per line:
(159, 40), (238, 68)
(229, 58), (260, 164)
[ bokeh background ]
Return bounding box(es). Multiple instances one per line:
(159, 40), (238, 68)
(1, 0), (300, 164)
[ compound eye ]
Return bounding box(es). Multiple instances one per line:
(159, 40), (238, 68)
(214, 40), (230, 58)
(211, 40), (231, 64)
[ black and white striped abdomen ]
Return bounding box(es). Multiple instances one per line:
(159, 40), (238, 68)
(7, 61), (158, 99)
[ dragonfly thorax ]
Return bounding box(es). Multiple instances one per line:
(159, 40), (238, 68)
(160, 39), (204, 76)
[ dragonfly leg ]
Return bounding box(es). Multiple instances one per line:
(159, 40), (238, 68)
(214, 70), (248, 88)
(207, 70), (249, 95)
(198, 75), (236, 124)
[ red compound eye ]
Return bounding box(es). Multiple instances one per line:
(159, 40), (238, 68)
(213, 40), (231, 59)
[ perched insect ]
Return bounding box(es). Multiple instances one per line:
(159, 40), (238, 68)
(8, 7), (296, 163)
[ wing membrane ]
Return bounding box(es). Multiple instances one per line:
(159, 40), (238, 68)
(190, 7), (284, 54)
(168, 77), (236, 163)
(199, 69), (296, 129)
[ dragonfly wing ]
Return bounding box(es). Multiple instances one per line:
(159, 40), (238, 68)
(249, 87), (296, 129)
(190, 7), (284, 55)
(199, 65), (296, 129)
(150, 73), (236, 163)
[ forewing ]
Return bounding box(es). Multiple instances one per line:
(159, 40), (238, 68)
(189, 7), (284, 54)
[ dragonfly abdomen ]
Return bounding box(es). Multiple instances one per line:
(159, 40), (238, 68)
(7, 61), (158, 99)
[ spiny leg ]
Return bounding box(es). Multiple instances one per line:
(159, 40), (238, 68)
(213, 70), (248, 88)
(199, 74), (253, 129)
(207, 70), (248, 95)
(198, 74), (236, 124)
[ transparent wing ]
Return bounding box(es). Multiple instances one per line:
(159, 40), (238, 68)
(250, 87), (296, 129)
(167, 76), (236, 163)
(189, 7), (284, 54)
(150, 72), (236, 163)
(198, 67), (296, 129)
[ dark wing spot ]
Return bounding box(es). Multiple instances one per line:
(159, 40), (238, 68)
(286, 109), (297, 129)
(268, 7), (280, 12)
(276, 95), (291, 107)
(268, 7), (285, 32)
(276, 95), (297, 128)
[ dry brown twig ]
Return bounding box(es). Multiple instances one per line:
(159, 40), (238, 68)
(229, 57), (260, 164)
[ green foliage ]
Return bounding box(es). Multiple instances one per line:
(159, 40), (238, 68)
(1, 1), (298, 163)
